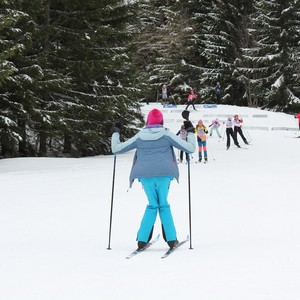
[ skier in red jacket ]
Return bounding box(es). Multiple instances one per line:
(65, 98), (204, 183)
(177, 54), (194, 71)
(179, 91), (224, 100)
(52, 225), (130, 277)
(295, 113), (300, 130)
(185, 88), (197, 110)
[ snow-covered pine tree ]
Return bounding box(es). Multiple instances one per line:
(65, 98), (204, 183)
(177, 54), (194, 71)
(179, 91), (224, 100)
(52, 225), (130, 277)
(239, 0), (300, 111)
(0, 8), (17, 84)
(0, 0), (70, 157)
(0, 2), (31, 157)
(184, 0), (254, 104)
(264, 0), (300, 111)
(133, 0), (192, 103)
(178, 0), (214, 101)
(234, 1), (265, 107)
(22, 0), (71, 157)
(49, 0), (143, 156)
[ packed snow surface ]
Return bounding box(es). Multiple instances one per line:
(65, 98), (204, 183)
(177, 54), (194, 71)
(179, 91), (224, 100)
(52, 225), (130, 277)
(1, 103), (300, 300)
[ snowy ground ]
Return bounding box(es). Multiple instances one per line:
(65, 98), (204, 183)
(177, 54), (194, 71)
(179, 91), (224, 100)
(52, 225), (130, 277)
(1, 103), (300, 300)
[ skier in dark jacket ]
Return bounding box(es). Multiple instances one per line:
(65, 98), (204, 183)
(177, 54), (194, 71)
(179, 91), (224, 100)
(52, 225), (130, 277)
(225, 116), (240, 150)
(215, 82), (221, 102)
(111, 108), (196, 249)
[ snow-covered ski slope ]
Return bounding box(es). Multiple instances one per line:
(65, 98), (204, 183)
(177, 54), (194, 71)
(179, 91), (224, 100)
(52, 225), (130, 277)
(144, 103), (298, 132)
(0, 103), (300, 300)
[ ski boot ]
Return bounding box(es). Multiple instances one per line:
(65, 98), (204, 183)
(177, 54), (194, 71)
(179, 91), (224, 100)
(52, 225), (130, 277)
(167, 240), (179, 249)
(137, 241), (147, 250)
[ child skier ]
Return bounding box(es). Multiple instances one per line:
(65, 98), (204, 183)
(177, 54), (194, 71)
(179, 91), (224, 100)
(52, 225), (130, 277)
(209, 118), (221, 138)
(233, 114), (249, 145)
(176, 125), (189, 163)
(225, 116), (240, 150)
(195, 119), (208, 162)
(111, 109), (196, 249)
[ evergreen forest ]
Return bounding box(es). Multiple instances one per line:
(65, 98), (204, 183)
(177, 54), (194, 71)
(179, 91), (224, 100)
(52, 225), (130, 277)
(1, 0), (300, 158)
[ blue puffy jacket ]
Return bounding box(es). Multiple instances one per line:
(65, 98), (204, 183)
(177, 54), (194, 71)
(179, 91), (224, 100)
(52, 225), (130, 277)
(111, 126), (196, 187)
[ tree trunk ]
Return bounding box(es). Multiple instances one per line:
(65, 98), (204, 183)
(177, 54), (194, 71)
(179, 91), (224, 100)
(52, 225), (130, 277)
(0, 130), (16, 157)
(18, 118), (29, 156)
(38, 130), (48, 156)
(63, 133), (72, 154)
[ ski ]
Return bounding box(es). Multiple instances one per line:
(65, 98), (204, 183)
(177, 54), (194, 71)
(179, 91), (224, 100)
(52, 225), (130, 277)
(284, 135), (300, 138)
(126, 234), (160, 259)
(161, 235), (190, 259)
(227, 146), (248, 150)
(232, 146), (248, 150)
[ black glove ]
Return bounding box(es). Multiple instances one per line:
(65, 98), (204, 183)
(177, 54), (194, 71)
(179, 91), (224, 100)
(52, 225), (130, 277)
(111, 121), (123, 134)
(183, 120), (194, 133)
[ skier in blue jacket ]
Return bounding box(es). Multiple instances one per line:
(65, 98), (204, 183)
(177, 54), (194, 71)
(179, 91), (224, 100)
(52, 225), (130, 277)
(111, 108), (196, 249)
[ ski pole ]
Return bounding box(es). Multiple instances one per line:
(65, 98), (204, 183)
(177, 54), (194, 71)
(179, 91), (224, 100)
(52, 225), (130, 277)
(222, 125), (226, 141)
(218, 123), (224, 142)
(244, 127), (252, 142)
(206, 137), (216, 161)
(107, 155), (117, 250)
(187, 154), (193, 249)
(182, 111), (193, 248)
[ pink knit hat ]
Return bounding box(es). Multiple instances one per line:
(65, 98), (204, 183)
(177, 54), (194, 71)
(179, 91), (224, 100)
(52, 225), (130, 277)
(147, 109), (164, 125)
(198, 119), (203, 125)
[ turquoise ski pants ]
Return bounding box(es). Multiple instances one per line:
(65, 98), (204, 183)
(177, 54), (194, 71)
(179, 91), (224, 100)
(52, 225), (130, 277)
(137, 177), (177, 243)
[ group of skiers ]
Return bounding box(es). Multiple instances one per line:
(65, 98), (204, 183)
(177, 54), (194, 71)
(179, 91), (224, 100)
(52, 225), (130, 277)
(111, 108), (250, 251)
(176, 114), (249, 163)
(225, 114), (249, 149)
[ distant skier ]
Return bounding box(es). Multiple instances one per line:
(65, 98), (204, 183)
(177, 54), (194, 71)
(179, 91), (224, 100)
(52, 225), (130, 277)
(215, 82), (221, 102)
(162, 84), (168, 105)
(111, 108), (196, 250)
(185, 88), (197, 110)
(233, 114), (249, 145)
(209, 118), (221, 138)
(195, 119), (208, 162)
(176, 125), (189, 163)
(225, 116), (240, 150)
